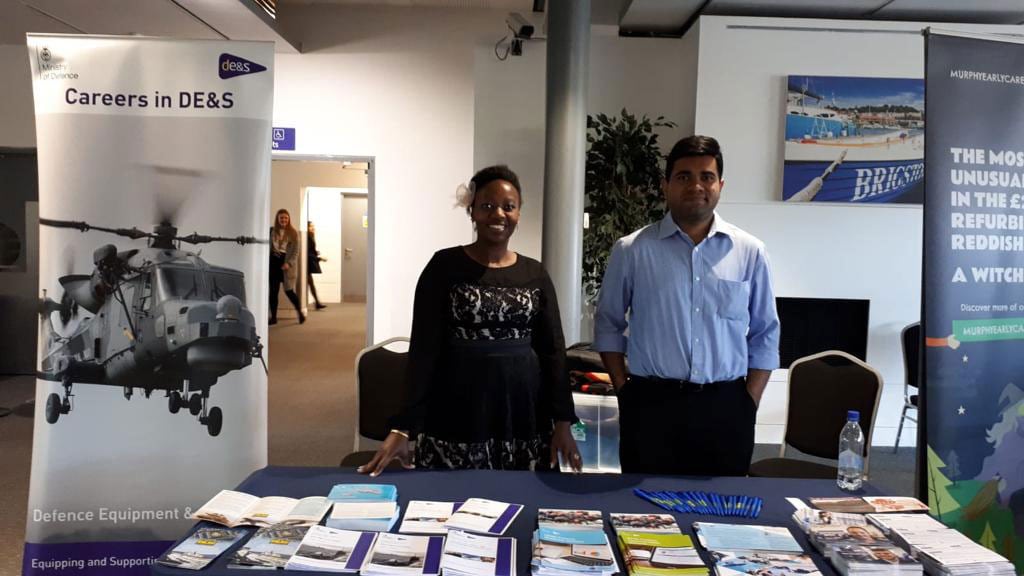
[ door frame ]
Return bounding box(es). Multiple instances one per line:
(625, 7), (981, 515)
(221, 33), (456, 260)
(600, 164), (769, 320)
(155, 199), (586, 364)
(271, 154), (376, 345)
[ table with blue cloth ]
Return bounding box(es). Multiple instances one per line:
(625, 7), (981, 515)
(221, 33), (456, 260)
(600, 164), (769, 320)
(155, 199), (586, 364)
(151, 466), (880, 576)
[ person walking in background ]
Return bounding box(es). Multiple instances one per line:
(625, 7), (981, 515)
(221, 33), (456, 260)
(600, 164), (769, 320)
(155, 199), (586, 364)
(270, 208), (305, 325)
(307, 220), (327, 310)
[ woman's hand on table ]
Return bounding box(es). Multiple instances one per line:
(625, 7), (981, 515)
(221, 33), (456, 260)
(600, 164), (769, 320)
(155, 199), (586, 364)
(551, 421), (583, 473)
(357, 431), (415, 477)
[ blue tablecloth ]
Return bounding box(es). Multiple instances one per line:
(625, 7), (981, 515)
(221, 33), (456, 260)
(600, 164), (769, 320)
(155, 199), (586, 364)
(152, 466), (880, 576)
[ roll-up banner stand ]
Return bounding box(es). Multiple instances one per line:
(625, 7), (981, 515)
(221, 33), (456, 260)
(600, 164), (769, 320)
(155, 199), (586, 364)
(923, 29), (1024, 572)
(23, 35), (273, 575)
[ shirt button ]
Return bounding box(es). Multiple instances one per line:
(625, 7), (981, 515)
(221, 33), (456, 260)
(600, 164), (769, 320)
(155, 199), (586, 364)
(695, 338), (700, 343)
(695, 277), (701, 282)
(695, 307), (700, 312)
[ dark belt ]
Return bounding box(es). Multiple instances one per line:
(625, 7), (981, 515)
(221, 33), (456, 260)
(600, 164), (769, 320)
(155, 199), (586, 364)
(629, 374), (743, 392)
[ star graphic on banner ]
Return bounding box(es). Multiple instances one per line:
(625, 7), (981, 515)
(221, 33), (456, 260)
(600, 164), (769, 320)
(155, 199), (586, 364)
(957, 405), (966, 416)
(962, 354), (969, 363)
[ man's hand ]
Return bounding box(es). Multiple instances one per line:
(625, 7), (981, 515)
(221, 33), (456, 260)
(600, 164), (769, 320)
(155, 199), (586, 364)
(282, 262), (290, 271)
(357, 431), (415, 477)
(746, 368), (771, 408)
(551, 421), (583, 473)
(599, 352), (629, 392)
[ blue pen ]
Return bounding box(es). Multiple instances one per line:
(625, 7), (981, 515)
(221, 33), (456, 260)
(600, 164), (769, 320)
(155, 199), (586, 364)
(726, 494), (734, 517)
(740, 495), (751, 518)
(708, 493), (719, 516)
(695, 492), (709, 515)
(671, 491), (693, 514)
(716, 493), (726, 517)
(636, 489), (668, 511)
(659, 491), (681, 513)
(753, 497), (763, 518)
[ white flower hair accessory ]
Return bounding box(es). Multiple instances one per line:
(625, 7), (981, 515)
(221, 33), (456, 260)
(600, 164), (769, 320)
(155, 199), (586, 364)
(454, 181), (476, 209)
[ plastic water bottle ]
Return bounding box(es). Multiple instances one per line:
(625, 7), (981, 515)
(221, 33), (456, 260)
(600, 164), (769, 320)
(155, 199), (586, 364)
(837, 410), (865, 491)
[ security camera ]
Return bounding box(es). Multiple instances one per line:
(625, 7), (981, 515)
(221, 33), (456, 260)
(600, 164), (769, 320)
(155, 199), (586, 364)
(507, 12), (534, 39)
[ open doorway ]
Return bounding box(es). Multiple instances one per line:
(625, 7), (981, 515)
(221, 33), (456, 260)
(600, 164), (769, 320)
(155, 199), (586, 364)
(268, 155), (374, 466)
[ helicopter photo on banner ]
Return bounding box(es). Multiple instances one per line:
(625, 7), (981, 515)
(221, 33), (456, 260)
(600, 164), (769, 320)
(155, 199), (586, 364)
(24, 35), (273, 575)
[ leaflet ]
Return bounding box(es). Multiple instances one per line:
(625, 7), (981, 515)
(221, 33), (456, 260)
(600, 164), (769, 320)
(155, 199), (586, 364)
(328, 501), (401, 532)
(861, 497), (929, 513)
(190, 490), (330, 527)
(808, 524), (889, 556)
(230, 524), (309, 569)
(441, 530), (516, 576)
(710, 550), (821, 576)
(693, 523), (803, 553)
(792, 508), (868, 533)
(532, 527), (618, 574)
(610, 513), (680, 534)
(445, 498), (523, 536)
(284, 525), (378, 573)
(156, 526), (248, 571)
(831, 543), (920, 570)
(808, 498), (877, 514)
(400, 501), (462, 535)
(538, 509), (604, 531)
(618, 531), (706, 576)
(329, 483), (399, 502)
(363, 533), (446, 576)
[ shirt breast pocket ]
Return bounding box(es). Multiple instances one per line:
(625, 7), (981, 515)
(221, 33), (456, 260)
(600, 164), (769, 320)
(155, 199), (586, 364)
(714, 279), (750, 322)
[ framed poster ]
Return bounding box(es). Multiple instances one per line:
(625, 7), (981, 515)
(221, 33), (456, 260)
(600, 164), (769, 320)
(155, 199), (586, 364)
(783, 75), (924, 204)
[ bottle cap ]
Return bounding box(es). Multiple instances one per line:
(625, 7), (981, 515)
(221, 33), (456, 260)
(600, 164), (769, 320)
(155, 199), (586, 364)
(847, 410), (860, 422)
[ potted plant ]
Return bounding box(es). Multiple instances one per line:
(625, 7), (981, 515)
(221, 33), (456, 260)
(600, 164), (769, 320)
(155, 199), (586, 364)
(582, 109), (676, 303)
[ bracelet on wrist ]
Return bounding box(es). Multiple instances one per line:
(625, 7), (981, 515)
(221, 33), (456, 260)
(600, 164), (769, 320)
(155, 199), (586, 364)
(390, 429), (410, 439)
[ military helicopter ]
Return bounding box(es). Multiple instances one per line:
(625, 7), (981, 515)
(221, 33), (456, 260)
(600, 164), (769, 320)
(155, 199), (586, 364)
(37, 215), (267, 437)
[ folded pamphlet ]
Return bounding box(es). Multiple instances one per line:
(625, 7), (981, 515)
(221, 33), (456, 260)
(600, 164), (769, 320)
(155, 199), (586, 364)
(710, 550), (821, 576)
(692, 522), (803, 553)
(538, 509), (604, 531)
(445, 498), (523, 536)
(284, 525), (378, 573)
(610, 514), (680, 534)
(229, 523), (309, 569)
(363, 533), (446, 576)
(617, 530), (707, 576)
(191, 490), (331, 528)
(401, 501), (463, 535)
(441, 530), (516, 576)
(157, 526), (248, 571)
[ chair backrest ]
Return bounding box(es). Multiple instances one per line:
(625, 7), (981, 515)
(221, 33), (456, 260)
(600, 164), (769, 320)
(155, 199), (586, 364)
(901, 322), (921, 391)
(353, 337), (410, 452)
(781, 350), (883, 475)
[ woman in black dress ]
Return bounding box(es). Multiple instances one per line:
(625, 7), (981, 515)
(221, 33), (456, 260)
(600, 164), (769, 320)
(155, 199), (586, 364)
(307, 221), (327, 310)
(359, 165), (581, 475)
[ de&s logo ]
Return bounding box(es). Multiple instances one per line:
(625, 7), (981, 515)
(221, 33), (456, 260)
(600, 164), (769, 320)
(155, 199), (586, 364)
(218, 53), (267, 79)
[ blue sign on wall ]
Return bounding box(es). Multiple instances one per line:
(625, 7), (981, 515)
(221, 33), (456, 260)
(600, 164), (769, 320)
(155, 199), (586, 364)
(272, 127), (295, 151)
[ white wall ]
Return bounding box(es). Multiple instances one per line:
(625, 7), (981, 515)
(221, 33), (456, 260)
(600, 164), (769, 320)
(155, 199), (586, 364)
(474, 29), (692, 261)
(691, 16), (1024, 446)
(273, 5), (504, 340)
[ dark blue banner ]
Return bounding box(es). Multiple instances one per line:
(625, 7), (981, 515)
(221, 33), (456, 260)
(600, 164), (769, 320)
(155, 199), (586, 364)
(924, 31), (1024, 572)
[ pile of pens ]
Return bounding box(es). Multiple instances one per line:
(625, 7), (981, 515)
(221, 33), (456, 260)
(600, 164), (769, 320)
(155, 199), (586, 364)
(633, 489), (763, 519)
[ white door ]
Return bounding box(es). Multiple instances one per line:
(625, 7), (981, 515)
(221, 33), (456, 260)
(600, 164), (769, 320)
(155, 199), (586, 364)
(305, 187), (342, 303)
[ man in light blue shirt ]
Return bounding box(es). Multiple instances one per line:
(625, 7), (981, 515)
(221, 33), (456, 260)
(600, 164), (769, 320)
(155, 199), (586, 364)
(594, 135), (780, 476)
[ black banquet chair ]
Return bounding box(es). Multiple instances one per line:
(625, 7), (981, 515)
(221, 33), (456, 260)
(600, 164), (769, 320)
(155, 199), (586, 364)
(894, 322), (920, 452)
(339, 337), (410, 468)
(748, 350), (882, 479)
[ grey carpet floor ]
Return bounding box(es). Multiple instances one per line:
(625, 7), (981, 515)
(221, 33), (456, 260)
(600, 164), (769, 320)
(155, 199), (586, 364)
(0, 304), (918, 574)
